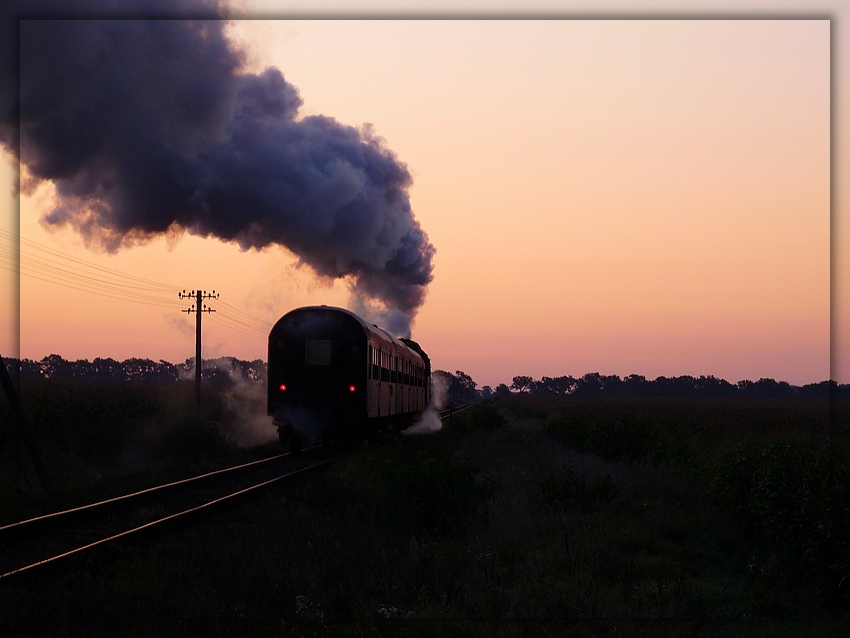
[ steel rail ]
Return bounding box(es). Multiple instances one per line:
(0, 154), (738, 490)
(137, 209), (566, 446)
(0, 450), (301, 535)
(436, 403), (473, 419)
(1, 404), (474, 580)
(3, 403), (469, 534)
(0, 455), (339, 580)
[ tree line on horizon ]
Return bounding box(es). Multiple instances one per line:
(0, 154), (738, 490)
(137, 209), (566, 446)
(439, 370), (845, 401)
(5, 354), (265, 387)
(3, 355), (845, 400)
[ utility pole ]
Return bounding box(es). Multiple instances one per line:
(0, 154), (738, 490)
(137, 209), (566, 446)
(179, 289), (218, 420)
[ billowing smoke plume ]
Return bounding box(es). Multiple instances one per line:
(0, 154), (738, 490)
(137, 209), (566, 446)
(2, 1), (434, 336)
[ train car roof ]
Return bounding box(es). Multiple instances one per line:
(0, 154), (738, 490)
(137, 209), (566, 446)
(277, 305), (420, 359)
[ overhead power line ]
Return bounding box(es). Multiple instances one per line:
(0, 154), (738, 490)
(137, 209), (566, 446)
(0, 228), (175, 291)
(1, 230), (277, 339)
(217, 299), (273, 327)
(209, 312), (269, 338)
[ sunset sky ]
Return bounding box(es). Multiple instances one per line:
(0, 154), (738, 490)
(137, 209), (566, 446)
(0, 2), (843, 390)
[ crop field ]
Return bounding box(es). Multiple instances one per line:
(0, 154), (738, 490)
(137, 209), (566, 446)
(0, 382), (848, 636)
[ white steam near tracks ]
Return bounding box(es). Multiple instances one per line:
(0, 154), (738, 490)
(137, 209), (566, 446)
(404, 373), (448, 435)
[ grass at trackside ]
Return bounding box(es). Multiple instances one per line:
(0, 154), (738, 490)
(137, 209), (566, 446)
(0, 379), (276, 523)
(0, 387), (848, 635)
(509, 394), (849, 614)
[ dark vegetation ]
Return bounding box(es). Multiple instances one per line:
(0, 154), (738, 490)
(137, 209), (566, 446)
(505, 373), (843, 400)
(12, 356), (845, 399)
(6, 355), (266, 386)
(0, 377), (275, 524)
(1, 367), (848, 635)
(530, 396), (849, 612)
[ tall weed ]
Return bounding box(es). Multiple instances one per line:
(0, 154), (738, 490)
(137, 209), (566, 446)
(705, 441), (850, 608)
(450, 401), (507, 432)
(544, 409), (692, 467)
(535, 467), (619, 513)
(534, 397), (848, 610)
(343, 441), (496, 538)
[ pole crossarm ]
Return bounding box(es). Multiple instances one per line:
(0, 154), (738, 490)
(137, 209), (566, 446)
(179, 289), (219, 314)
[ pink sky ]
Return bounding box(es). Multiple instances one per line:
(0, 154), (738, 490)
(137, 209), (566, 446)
(0, 8), (839, 389)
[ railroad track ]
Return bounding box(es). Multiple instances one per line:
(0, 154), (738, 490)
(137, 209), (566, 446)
(436, 403), (473, 420)
(0, 403), (473, 580)
(0, 447), (339, 580)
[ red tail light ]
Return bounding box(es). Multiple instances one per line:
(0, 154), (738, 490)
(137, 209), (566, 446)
(279, 384), (287, 391)
(349, 385), (356, 393)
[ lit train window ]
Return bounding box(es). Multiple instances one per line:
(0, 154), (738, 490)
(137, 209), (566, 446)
(305, 339), (331, 365)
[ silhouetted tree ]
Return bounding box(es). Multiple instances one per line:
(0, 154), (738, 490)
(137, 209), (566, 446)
(511, 376), (533, 393)
(532, 375), (575, 395)
(7, 355), (268, 385)
(454, 370), (478, 402)
(432, 369), (479, 403)
(801, 380), (835, 399)
(494, 383), (511, 398)
(573, 372), (623, 397)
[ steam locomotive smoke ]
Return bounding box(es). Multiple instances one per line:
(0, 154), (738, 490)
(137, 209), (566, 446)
(1, 1), (434, 336)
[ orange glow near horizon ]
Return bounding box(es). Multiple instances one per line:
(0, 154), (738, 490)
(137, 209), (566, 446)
(0, 19), (833, 388)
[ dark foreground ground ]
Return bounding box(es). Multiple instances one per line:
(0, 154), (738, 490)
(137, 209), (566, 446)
(0, 384), (848, 636)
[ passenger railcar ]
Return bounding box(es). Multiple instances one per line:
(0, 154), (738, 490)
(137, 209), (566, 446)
(267, 305), (430, 451)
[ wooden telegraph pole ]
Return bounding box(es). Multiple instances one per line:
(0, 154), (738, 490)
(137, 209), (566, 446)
(179, 289), (218, 419)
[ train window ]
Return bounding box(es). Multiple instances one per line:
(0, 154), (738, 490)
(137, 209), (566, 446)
(305, 339), (331, 366)
(381, 350), (390, 382)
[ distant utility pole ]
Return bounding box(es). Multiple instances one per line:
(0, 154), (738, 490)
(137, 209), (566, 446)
(179, 289), (219, 419)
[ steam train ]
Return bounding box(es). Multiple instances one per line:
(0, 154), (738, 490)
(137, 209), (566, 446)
(267, 305), (431, 451)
